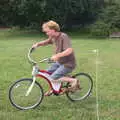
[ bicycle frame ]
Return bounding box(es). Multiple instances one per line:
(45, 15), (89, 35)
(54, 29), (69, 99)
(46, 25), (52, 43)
(26, 48), (62, 96)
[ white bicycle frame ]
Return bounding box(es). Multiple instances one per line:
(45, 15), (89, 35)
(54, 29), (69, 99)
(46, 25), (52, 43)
(26, 48), (61, 96)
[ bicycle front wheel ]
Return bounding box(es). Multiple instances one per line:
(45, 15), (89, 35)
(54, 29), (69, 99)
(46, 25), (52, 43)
(9, 78), (44, 110)
(66, 73), (93, 101)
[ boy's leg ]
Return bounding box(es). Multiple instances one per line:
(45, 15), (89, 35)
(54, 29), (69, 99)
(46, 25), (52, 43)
(50, 64), (72, 81)
(58, 76), (77, 88)
(46, 62), (60, 73)
(45, 64), (72, 96)
(45, 64), (77, 96)
(44, 62), (60, 96)
(50, 65), (78, 88)
(49, 64), (77, 87)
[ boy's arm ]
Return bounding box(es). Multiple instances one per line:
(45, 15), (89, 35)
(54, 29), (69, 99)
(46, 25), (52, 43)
(57, 48), (73, 57)
(51, 48), (73, 61)
(37, 38), (52, 46)
(32, 37), (52, 48)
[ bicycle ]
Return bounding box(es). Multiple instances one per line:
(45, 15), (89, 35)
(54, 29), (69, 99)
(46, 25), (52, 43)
(9, 47), (93, 110)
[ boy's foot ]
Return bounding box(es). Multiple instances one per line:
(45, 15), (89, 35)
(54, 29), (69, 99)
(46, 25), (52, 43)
(44, 90), (53, 96)
(69, 80), (81, 92)
(59, 88), (69, 95)
(70, 79), (78, 88)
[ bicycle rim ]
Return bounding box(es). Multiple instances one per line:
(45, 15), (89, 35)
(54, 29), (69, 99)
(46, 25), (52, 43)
(66, 73), (93, 101)
(9, 78), (44, 110)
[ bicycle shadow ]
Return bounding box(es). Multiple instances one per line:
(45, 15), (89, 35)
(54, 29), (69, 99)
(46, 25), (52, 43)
(37, 95), (96, 112)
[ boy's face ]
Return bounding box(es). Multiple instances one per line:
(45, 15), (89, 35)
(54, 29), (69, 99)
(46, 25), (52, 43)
(42, 26), (56, 37)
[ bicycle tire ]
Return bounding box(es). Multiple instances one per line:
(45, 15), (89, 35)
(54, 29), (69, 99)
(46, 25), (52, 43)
(66, 73), (93, 101)
(9, 78), (44, 110)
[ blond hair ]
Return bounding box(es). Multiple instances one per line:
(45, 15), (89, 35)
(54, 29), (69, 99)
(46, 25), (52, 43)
(42, 20), (60, 32)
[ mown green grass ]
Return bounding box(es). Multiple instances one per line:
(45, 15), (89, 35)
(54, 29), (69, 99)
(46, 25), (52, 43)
(0, 29), (120, 120)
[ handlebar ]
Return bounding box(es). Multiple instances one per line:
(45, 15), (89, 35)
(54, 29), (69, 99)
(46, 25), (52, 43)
(30, 47), (35, 53)
(28, 47), (53, 65)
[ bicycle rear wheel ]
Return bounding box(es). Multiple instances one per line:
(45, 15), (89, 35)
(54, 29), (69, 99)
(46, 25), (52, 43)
(9, 78), (44, 110)
(66, 73), (93, 101)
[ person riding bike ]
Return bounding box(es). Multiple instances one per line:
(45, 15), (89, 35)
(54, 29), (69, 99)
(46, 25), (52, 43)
(32, 20), (78, 95)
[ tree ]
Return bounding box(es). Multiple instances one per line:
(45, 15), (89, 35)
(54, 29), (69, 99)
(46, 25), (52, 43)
(0, 0), (104, 29)
(0, 0), (11, 26)
(90, 2), (120, 37)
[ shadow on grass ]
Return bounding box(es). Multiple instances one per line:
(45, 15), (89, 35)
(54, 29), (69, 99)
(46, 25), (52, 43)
(35, 95), (96, 112)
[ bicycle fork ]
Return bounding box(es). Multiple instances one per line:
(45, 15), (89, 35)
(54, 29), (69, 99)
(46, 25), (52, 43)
(25, 65), (39, 96)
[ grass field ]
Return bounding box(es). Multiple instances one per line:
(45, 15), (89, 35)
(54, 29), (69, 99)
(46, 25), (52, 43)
(0, 29), (120, 120)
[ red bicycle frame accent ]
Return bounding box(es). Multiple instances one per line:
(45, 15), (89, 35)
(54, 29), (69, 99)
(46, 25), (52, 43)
(36, 70), (62, 94)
